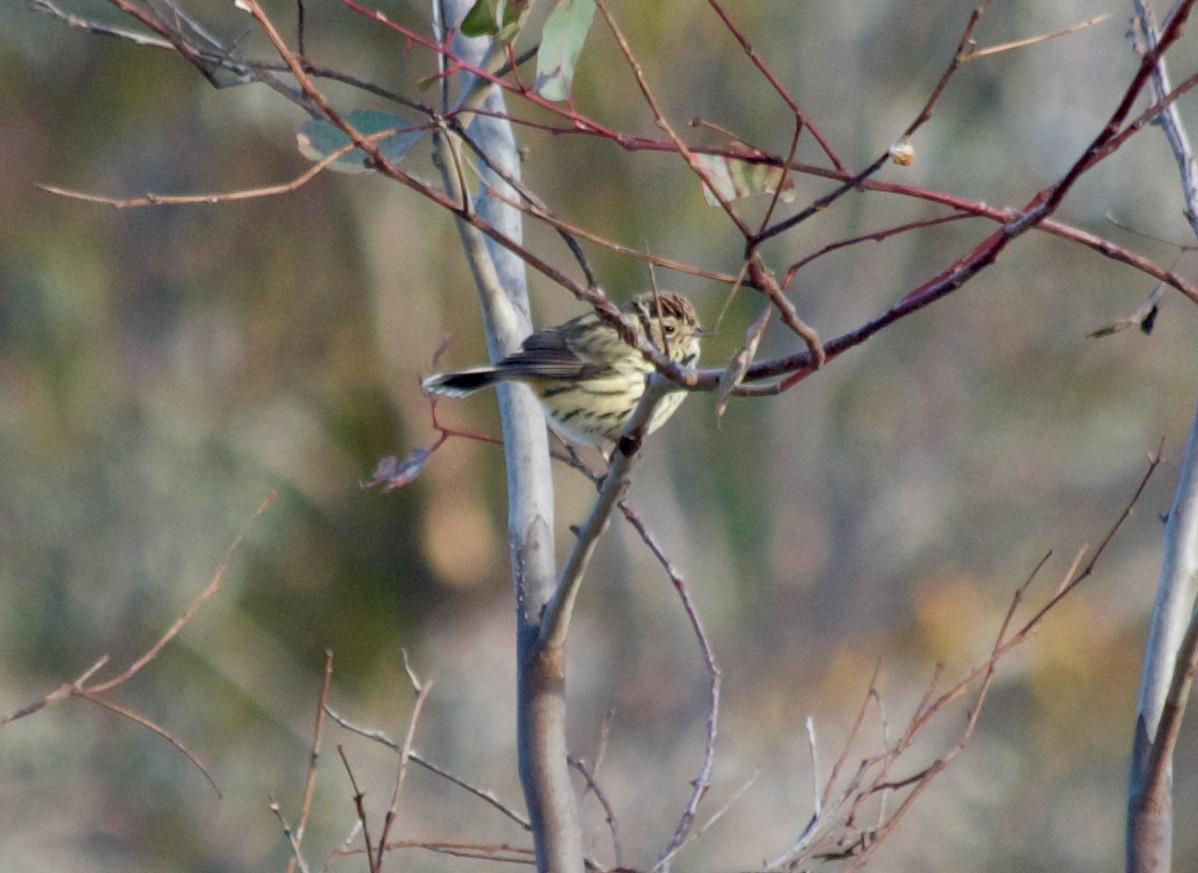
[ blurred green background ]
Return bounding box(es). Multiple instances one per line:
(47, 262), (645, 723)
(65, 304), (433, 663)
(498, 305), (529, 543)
(3, 0), (1198, 871)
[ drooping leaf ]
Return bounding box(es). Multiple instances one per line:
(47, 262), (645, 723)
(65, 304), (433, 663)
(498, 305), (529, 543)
(297, 110), (424, 174)
(694, 154), (795, 206)
(1089, 283), (1163, 338)
(534, 0), (595, 102)
(364, 446), (433, 492)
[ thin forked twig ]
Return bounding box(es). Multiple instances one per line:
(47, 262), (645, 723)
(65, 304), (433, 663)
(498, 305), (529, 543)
(769, 450), (1160, 870)
(90, 490), (279, 694)
(1, 491), (278, 794)
(283, 649), (334, 873)
(703, 0), (844, 172)
(568, 755), (623, 867)
(376, 653), (435, 868)
(271, 795), (313, 873)
(337, 745), (380, 873)
(324, 705), (532, 830)
(754, 0), (996, 248)
(594, 0), (751, 237)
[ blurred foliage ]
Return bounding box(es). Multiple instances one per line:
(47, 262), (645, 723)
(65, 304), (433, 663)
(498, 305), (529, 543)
(2, 0), (1198, 872)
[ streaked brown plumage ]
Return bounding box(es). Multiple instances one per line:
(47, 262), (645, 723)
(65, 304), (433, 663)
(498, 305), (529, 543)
(422, 292), (702, 446)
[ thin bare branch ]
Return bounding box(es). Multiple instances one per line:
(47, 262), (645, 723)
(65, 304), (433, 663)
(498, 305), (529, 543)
(969, 12), (1113, 59)
(272, 795), (313, 873)
(540, 375), (672, 651)
(377, 654), (434, 867)
(88, 490), (278, 694)
(656, 770), (760, 869)
(568, 755), (623, 867)
(337, 745), (379, 873)
(653, 557), (722, 873)
(594, 0), (752, 236)
(769, 452), (1159, 869)
(1, 490), (276, 795)
(285, 650), (334, 873)
(324, 705), (532, 830)
(81, 692), (220, 795)
(703, 0), (844, 171)
(40, 126), (430, 208)
(0, 656), (107, 725)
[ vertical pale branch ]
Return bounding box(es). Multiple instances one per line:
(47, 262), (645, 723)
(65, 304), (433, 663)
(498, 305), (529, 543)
(1126, 6), (1198, 873)
(1127, 401), (1198, 873)
(431, 4), (581, 873)
(1132, 0), (1198, 239)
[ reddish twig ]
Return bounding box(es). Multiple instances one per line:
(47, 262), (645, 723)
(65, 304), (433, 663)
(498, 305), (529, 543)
(594, 0), (751, 236)
(781, 212), (974, 288)
(753, 0), (997, 248)
(704, 0), (844, 172)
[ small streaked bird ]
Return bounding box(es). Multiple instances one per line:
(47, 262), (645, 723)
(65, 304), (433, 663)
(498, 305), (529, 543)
(422, 291), (702, 447)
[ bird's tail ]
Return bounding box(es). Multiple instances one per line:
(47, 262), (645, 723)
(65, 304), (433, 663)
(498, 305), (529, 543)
(421, 368), (505, 397)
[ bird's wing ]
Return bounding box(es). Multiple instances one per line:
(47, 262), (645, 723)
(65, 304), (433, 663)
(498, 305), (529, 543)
(496, 324), (610, 380)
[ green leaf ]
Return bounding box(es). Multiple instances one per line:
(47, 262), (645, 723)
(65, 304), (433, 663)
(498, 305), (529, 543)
(460, 0), (501, 36)
(460, 0), (527, 41)
(693, 154), (795, 206)
(501, 0), (528, 29)
(296, 110), (424, 174)
(534, 0), (595, 102)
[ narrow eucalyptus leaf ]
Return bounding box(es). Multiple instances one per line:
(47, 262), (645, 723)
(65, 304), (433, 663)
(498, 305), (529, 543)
(534, 0), (595, 102)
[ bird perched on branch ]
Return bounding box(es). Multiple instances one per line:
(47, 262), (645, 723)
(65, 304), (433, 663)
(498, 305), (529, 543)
(422, 291), (703, 447)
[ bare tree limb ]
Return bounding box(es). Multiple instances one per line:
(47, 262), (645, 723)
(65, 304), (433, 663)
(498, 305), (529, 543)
(1125, 6), (1198, 871)
(427, 4), (576, 870)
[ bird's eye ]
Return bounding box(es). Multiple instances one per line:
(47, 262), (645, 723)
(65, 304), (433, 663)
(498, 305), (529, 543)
(663, 322), (677, 335)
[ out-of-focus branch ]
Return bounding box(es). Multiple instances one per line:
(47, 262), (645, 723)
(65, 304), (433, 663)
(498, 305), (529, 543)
(0, 490), (277, 795)
(325, 704), (535, 832)
(764, 453), (1159, 871)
